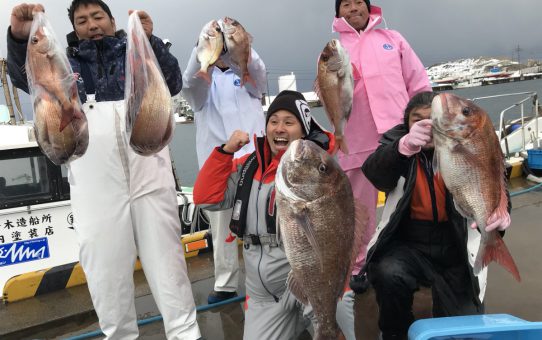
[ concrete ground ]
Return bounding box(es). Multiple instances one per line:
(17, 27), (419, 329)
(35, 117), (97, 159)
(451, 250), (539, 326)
(1, 178), (541, 340)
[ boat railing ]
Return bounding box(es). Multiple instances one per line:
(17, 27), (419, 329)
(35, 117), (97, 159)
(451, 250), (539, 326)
(471, 91), (540, 155)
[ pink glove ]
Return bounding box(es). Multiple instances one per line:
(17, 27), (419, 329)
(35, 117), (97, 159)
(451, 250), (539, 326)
(470, 210), (511, 232)
(399, 119), (433, 156)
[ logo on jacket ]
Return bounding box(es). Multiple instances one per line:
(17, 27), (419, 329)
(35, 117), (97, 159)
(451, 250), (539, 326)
(234, 79), (241, 87)
(383, 43), (394, 50)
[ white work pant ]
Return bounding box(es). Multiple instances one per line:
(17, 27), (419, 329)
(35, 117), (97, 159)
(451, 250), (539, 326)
(68, 99), (201, 340)
(205, 208), (239, 292)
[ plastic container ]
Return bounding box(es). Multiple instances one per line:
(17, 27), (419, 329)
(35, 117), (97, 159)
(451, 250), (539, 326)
(527, 149), (542, 170)
(408, 314), (542, 340)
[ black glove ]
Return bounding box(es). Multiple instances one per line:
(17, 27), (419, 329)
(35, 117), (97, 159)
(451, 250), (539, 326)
(304, 130), (330, 151)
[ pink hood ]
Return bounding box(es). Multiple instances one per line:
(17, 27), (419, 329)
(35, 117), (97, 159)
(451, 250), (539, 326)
(332, 6), (431, 167)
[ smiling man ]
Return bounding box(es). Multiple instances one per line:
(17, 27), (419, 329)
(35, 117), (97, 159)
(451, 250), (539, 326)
(6, 1), (201, 339)
(332, 0), (432, 295)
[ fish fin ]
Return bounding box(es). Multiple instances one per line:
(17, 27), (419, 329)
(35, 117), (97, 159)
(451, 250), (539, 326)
(295, 208), (324, 272)
(452, 199), (472, 220)
(313, 78), (321, 99)
(70, 85), (84, 120)
(474, 232), (521, 282)
(432, 150), (439, 174)
(242, 73), (256, 88)
(286, 271), (308, 305)
(335, 135), (349, 155)
(59, 101), (75, 132)
(195, 70), (212, 84)
(351, 62), (361, 80)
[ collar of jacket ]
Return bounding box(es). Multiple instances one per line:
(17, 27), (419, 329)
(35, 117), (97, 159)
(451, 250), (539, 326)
(66, 30), (127, 60)
(332, 5), (383, 35)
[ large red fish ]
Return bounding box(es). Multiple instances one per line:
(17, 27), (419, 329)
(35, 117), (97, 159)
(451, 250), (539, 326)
(26, 15), (88, 165)
(275, 139), (368, 339)
(125, 12), (173, 156)
(432, 93), (520, 282)
(315, 39), (354, 155)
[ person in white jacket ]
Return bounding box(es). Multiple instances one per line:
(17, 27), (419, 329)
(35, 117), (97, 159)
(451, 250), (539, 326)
(181, 20), (267, 304)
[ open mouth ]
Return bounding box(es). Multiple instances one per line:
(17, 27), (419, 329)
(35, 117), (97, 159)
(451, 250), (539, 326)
(90, 34), (103, 40)
(273, 137), (289, 148)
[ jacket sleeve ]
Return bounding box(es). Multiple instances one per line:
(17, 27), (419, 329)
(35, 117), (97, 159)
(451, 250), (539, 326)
(6, 26), (30, 93)
(242, 48), (267, 99)
(193, 147), (246, 210)
(149, 34), (183, 96)
(361, 124), (411, 192)
(181, 47), (210, 112)
(395, 32), (432, 97)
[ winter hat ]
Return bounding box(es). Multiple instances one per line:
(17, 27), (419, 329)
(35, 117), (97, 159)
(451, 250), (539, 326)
(335, 0), (371, 17)
(266, 90), (320, 136)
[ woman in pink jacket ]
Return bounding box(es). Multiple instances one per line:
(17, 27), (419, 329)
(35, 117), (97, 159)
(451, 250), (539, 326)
(333, 0), (432, 293)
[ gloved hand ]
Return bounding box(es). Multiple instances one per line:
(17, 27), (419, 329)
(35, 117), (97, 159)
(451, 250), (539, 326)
(399, 119), (433, 156)
(304, 130), (330, 151)
(470, 210), (511, 232)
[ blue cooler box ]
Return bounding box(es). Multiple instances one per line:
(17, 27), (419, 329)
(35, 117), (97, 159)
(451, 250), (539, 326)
(409, 314), (542, 340)
(527, 149), (542, 170)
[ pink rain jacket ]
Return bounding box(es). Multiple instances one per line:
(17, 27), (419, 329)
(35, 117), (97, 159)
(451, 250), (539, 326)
(333, 5), (431, 170)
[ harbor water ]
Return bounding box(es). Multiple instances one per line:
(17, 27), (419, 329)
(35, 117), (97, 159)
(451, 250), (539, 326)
(171, 78), (542, 187)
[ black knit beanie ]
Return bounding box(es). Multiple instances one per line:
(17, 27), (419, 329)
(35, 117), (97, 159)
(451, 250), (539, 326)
(266, 90), (314, 136)
(335, 0), (371, 17)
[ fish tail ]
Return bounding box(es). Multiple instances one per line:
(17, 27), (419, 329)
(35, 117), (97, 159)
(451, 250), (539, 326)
(59, 101), (75, 132)
(335, 135), (349, 155)
(242, 73), (256, 88)
(314, 324), (342, 340)
(474, 233), (521, 282)
(195, 69), (212, 84)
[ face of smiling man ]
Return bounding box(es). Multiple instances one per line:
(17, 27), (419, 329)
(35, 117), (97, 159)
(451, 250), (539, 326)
(266, 110), (305, 157)
(338, 0), (370, 32)
(73, 3), (116, 40)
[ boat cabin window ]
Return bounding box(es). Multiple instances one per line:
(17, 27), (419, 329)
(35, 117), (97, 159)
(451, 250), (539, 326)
(0, 147), (68, 209)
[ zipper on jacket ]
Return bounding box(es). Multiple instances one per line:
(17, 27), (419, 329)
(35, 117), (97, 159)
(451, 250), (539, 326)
(255, 174), (279, 302)
(420, 152), (439, 224)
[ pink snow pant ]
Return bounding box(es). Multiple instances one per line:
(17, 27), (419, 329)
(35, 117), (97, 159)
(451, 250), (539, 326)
(344, 154), (378, 275)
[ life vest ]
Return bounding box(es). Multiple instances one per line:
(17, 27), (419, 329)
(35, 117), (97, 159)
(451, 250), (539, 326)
(229, 151), (277, 237)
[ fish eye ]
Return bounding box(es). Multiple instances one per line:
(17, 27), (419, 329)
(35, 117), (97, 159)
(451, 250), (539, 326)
(318, 163), (328, 173)
(462, 107), (472, 116)
(31, 36), (39, 44)
(322, 55), (329, 62)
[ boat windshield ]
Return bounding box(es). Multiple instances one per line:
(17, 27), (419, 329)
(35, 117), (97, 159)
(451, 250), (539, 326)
(0, 148), (68, 209)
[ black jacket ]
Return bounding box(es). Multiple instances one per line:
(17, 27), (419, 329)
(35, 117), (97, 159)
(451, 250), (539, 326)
(6, 27), (182, 103)
(361, 123), (486, 309)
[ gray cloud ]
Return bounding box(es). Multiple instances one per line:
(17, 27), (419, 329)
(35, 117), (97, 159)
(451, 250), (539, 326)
(1, 0), (541, 103)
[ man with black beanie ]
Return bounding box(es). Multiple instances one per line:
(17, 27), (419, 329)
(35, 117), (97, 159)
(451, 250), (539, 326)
(193, 90), (356, 339)
(331, 0), (431, 295)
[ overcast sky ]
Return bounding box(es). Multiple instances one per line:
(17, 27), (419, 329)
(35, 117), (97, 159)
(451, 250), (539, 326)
(2, 0), (542, 98)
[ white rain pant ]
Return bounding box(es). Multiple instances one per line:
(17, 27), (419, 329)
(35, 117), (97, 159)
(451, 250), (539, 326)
(68, 98), (201, 340)
(204, 208), (239, 292)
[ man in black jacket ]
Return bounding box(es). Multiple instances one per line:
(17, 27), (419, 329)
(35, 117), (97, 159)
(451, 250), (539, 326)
(360, 91), (511, 340)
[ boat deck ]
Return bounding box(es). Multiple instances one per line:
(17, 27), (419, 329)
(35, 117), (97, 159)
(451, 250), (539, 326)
(1, 177), (542, 340)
